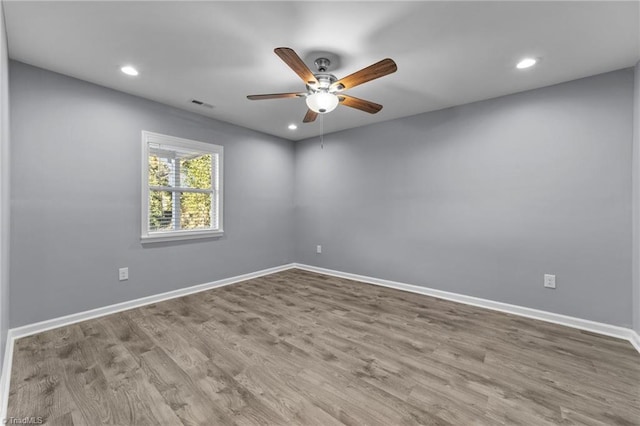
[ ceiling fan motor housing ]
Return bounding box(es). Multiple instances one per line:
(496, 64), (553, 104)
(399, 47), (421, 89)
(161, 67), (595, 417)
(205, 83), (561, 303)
(308, 73), (338, 91)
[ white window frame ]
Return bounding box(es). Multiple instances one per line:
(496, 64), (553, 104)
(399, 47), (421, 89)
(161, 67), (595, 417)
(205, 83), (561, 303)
(141, 131), (224, 243)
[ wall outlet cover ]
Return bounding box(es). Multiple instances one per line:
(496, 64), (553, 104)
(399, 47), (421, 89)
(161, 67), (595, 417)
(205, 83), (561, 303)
(544, 274), (556, 289)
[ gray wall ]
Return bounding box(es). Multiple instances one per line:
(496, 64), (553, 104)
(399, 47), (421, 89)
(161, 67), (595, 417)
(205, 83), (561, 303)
(7, 61), (637, 330)
(0, 2), (10, 372)
(634, 60), (640, 334)
(295, 69), (634, 327)
(9, 61), (295, 327)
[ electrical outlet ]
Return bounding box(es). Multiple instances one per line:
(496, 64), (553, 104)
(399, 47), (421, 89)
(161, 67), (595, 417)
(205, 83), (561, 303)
(544, 274), (556, 289)
(316, 245), (322, 254)
(119, 267), (129, 281)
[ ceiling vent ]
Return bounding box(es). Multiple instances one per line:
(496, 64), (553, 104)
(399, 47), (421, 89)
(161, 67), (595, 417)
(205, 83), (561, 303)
(190, 99), (214, 109)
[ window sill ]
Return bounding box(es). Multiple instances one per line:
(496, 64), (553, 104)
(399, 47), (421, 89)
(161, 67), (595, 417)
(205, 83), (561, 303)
(141, 229), (224, 244)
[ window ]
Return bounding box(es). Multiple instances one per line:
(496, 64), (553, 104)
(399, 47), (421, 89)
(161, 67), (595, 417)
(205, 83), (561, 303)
(141, 131), (223, 243)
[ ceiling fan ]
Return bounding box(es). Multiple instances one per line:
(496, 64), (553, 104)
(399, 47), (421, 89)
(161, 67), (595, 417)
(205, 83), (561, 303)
(247, 47), (397, 123)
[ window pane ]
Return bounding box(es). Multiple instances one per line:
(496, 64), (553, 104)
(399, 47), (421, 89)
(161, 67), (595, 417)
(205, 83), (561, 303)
(149, 190), (174, 231)
(148, 155), (171, 187)
(180, 154), (212, 189)
(180, 192), (212, 229)
(149, 144), (212, 189)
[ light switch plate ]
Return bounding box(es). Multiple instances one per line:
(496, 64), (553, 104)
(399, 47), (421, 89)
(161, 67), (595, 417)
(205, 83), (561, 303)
(119, 267), (129, 281)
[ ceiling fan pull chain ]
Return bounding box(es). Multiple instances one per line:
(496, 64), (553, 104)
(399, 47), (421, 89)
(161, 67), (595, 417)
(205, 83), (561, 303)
(320, 114), (324, 150)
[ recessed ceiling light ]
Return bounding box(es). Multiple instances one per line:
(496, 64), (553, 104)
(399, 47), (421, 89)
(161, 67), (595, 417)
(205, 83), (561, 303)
(288, 124), (298, 130)
(516, 58), (537, 69)
(120, 65), (139, 76)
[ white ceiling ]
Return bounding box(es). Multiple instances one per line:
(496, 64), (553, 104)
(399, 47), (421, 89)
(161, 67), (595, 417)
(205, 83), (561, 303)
(4, 1), (639, 141)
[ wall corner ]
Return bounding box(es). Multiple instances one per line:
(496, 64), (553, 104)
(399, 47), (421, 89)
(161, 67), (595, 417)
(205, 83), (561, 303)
(633, 60), (640, 335)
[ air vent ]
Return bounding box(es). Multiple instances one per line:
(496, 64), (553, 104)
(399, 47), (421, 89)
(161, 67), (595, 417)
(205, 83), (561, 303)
(190, 99), (214, 109)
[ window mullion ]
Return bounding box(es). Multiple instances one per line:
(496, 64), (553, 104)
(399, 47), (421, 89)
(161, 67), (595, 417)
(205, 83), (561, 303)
(173, 159), (181, 230)
(149, 186), (211, 194)
(212, 154), (218, 229)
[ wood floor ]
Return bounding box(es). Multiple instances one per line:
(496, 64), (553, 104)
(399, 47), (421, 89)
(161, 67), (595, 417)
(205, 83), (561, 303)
(7, 269), (640, 425)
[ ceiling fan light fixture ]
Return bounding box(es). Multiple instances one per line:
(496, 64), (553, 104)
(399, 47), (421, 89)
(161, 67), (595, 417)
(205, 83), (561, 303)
(306, 92), (339, 114)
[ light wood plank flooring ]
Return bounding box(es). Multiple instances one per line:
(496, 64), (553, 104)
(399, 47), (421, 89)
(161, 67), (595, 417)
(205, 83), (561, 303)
(7, 269), (640, 425)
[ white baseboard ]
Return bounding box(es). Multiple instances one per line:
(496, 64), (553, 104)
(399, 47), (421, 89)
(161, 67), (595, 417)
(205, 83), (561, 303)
(0, 262), (295, 420)
(631, 330), (640, 354)
(293, 263), (640, 355)
(10, 263), (295, 340)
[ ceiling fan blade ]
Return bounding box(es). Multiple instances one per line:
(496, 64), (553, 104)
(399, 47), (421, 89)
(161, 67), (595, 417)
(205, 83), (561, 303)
(338, 95), (383, 114)
(303, 109), (318, 123)
(274, 47), (319, 86)
(331, 58), (397, 91)
(247, 92), (305, 100)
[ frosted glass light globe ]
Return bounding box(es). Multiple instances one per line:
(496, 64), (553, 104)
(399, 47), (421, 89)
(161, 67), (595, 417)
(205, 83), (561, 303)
(306, 92), (339, 114)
